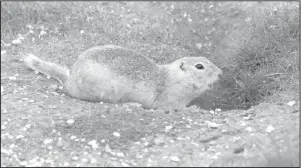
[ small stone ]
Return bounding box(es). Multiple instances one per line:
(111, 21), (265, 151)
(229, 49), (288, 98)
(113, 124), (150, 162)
(243, 116), (251, 120)
(105, 144), (112, 153)
(154, 136), (165, 145)
(209, 110), (215, 115)
(16, 135), (24, 140)
(63, 162), (70, 166)
(113, 132), (120, 137)
(27, 25), (33, 29)
(170, 156), (180, 162)
(1, 125), (6, 130)
(20, 161), (28, 166)
(110, 157), (117, 160)
(2, 109), (8, 113)
(121, 162), (130, 167)
(266, 125), (275, 133)
(39, 30), (47, 37)
(165, 125), (173, 130)
(72, 156), (79, 160)
(70, 135), (76, 140)
(196, 43), (202, 50)
(287, 100), (296, 106)
(43, 138), (53, 145)
(233, 147), (244, 154)
(245, 127), (253, 132)
(1, 50), (7, 56)
(80, 30), (85, 35)
(116, 152), (124, 157)
(81, 158), (88, 163)
(206, 121), (220, 128)
(66, 119), (74, 125)
(29, 99), (35, 103)
(100, 139), (105, 143)
(90, 158), (96, 164)
(215, 108), (221, 112)
(12, 39), (22, 45)
(240, 121), (247, 127)
(8, 76), (17, 80)
(88, 140), (99, 149)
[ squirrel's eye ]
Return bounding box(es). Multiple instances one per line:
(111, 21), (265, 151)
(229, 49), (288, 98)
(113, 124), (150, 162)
(195, 64), (204, 70)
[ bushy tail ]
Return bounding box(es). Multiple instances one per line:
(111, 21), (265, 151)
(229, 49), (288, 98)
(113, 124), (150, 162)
(23, 53), (70, 85)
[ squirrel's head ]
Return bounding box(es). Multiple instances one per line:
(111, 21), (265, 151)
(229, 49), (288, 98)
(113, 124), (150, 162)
(169, 56), (222, 93)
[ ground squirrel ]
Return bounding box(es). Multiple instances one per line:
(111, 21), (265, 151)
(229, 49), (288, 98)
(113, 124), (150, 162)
(23, 45), (222, 110)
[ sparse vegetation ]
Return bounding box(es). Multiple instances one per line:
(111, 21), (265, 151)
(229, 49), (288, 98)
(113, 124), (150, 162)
(1, 1), (299, 167)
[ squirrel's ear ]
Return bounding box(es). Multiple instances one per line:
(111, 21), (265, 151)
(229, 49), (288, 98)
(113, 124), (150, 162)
(179, 61), (185, 71)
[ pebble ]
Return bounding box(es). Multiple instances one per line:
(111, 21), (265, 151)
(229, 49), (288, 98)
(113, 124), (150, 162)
(287, 100), (296, 106)
(240, 121), (247, 127)
(121, 162), (130, 167)
(116, 152), (124, 157)
(72, 156), (79, 160)
(154, 136), (165, 145)
(8, 76), (17, 80)
(165, 125), (173, 130)
(43, 138), (53, 145)
(245, 127), (253, 132)
(66, 119), (74, 125)
(90, 158), (97, 164)
(16, 135), (24, 139)
(113, 132), (120, 137)
(1, 50), (7, 56)
(206, 121), (220, 128)
(105, 144), (112, 153)
(81, 158), (88, 163)
(170, 156), (180, 162)
(266, 125), (275, 133)
(70, 135), (77, 140)
(19, 161), (28, 166)
(88, 140), (99, 149)
(12, 39), (22, 45)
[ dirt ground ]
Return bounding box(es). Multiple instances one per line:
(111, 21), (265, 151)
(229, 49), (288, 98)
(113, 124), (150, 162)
(1, 1), (299, 167)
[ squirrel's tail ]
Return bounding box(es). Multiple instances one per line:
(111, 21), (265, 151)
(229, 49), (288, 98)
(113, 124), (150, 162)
(23, 53), (70, 85)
